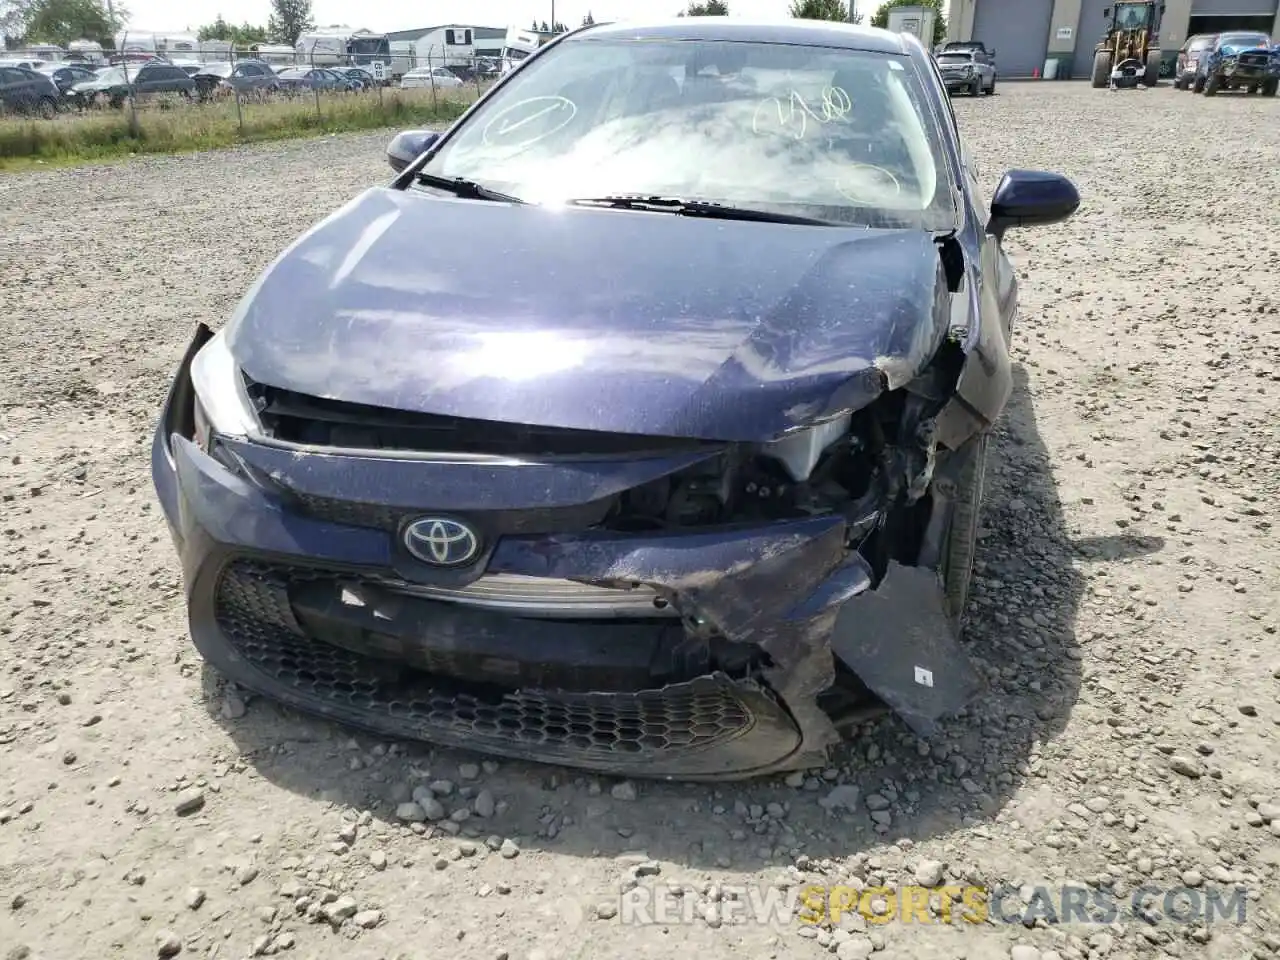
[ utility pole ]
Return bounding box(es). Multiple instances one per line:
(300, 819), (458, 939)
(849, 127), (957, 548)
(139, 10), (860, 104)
(848, 1), (857, 22)
(551, 0), (556, 32)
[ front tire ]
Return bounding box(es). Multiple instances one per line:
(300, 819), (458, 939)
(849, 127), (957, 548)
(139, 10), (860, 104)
(1091, 50), (1112, 88)
(1143, 52), (1161, 86)
(1192, 72), (1206, 92)
(1204, 73), (1220, 96)
(37, 96), (56, 120)
(939, 431), (989, 631)
(1263, 79), (1278, 97)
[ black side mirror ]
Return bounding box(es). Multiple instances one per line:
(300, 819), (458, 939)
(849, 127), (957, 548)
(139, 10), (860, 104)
(1103, 7), (1111, 17)
(386, 129), (439, 173)
(987, 170), (1080, 239)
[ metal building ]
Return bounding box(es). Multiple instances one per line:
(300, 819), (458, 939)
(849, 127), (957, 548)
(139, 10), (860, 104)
(947, 0), (1280, 78)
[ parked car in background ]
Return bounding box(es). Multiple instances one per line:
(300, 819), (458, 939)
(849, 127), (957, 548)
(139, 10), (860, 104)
(336, 66), (378, 89)
(36, 62), (99, 93)
(400, 65), (464, 89)
(1192, 31), (1277, 94)
(68, 61), (196, 108)
(0, 57), (48, 71)
(0, 65), (61, 117)
(275, 66), (356, 93)
(934, 47), (997, 95)
(1173, 33), (1216, 88)
(151, 19), (1080, 781)
(193, 60), (280, 100)
(172, 60), (204, 77)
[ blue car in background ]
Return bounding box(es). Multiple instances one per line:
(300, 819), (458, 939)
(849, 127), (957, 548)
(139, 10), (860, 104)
(1192, 31), (1278, 95)
(150, 18), (1079, 780)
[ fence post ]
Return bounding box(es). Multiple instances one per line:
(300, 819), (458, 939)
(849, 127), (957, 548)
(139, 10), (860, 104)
(121, 31), (140, 135)
(311, 40), (321, 123)
(474, 54), (482, 99)
(428, 49), (438, 110)
(235, 85), (244, 133)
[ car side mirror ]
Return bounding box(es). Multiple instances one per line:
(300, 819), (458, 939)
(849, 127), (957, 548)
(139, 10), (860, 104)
(386, 129), (439, 173)
(987, 170), (1080, 239)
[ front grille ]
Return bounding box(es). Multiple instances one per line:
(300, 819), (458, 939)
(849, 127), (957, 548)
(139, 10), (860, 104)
(245, 381), (719, 458)
(1238, 53), (1268, 67)
(210, 561), (794, 772)
(288, 490), (613, 535)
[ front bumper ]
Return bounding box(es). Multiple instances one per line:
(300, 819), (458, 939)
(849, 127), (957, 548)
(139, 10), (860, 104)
(152, 326), (981, 780)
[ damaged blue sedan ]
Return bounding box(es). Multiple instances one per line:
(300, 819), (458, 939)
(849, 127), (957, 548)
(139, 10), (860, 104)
(151, 18), (1079, 780)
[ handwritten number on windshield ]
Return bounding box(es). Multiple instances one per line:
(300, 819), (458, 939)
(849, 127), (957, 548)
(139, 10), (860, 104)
(752, 87), (853, 141)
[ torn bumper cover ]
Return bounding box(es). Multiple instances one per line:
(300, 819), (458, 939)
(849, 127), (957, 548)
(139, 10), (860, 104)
(152, 330), (983, 781)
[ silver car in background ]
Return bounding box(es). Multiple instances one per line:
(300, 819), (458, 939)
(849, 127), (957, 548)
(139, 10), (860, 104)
(399, 66), (463, 89)
(935, 47), (997, 96)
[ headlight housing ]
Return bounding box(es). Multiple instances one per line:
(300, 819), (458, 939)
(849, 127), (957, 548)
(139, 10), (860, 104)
(189, 329), (259, 452)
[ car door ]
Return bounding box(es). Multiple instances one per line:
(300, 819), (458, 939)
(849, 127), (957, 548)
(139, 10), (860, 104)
(1, 67), (34, 110)
(131, 65), (160, 98)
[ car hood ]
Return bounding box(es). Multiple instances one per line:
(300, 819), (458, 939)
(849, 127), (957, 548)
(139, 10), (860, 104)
(225, 187), (952, 442)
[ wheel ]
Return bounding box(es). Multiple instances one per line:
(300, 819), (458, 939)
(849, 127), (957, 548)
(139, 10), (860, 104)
(970, 78), (981, 96)
(36, 96), (55, 120)
(1204, 73), (1220, 96)
(1091, 50), (1112, 88)
(1143, 52), (1161, 86)
(985, 74), (997, 95)
(1192, 72), (1205, 93)
(1263, 79), (1279, 97)
(939, 431), (989, 631)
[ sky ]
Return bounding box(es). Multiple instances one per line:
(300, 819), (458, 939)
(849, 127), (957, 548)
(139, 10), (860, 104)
(115, 0), (872, 35)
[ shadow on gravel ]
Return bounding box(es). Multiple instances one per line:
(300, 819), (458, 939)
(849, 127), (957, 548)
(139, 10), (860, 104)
(206, 363), (1093, 874)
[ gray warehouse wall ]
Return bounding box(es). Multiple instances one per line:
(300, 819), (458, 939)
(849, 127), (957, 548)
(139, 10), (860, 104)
(1072, 0), (1114, 79)
(972, 0), (1056, 76)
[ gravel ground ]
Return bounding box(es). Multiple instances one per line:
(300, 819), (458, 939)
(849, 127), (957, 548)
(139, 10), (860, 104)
(3, 82), (1280, 960)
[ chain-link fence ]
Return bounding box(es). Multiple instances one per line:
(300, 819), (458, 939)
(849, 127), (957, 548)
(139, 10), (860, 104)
(0, 35), (497, 162)
(2, 34), (497, 128)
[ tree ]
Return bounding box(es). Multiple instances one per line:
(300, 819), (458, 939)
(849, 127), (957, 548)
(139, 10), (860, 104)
(789, 0), (862, 22)
(679, 0), (728, 15)
(538, 19), (549, 32)
(266, 0), (312, 46)
(552, 21), (568, 32)
(870, 0), (945, 46)
(581, 11), (595, 26)
(198, 15), (267, 45)
(1, 0), (125, 46)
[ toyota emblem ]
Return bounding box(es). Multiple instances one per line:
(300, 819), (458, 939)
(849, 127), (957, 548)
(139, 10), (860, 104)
(403, 517), (481, 567)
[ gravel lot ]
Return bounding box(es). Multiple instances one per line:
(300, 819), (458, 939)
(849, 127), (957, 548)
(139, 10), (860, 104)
(3, 81), (1280, 960)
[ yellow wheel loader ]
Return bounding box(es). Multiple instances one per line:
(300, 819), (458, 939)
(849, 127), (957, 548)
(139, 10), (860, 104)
(1090, 2), (1166, 88)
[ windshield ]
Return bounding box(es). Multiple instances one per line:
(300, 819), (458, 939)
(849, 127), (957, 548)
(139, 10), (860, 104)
(422, 38), (951, 229)
(280, 68), (308, 78)
(937, 53), (973, 63)
(202, 62), (234, 77)
(92, 66), (127, 83)
(1218, 33), (1269, 50)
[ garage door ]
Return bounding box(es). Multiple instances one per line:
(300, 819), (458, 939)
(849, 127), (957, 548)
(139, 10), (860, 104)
(972, 0), (1054, 78)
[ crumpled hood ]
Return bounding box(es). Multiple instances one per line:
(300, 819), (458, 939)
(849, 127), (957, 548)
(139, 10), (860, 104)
(226, 187), (950, 442)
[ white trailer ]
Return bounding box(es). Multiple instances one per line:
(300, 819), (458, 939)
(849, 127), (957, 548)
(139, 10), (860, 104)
(412, 26), (478, 70)
(500, 26), (548, 74)
(248, 43), (297, 65)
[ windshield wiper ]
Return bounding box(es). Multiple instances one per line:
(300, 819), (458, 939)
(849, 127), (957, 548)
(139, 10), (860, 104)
(566, 196), (832, 225)
(416, 173), (524, 203)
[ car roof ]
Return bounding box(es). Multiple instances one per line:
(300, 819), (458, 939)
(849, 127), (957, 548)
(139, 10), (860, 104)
(576, 17), (913, 55)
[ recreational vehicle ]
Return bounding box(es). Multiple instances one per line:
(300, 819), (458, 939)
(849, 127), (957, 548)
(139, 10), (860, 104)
(412, 25), (478, 69)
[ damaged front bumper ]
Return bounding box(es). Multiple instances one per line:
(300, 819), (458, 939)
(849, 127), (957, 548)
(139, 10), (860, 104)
(151, 327), (983, 781)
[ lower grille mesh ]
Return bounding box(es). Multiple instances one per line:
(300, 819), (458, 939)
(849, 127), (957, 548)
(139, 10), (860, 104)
(214, 561), (758, 760)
